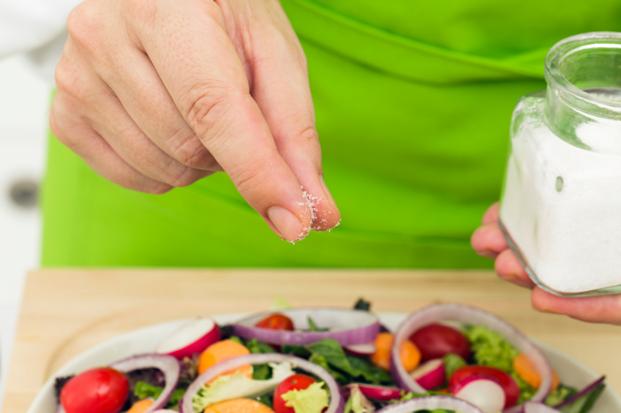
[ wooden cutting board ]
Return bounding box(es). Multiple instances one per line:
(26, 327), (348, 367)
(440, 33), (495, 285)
(2, 269), (620, 412)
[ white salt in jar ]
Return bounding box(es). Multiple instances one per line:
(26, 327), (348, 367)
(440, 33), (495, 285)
(501, 32), (621, 296)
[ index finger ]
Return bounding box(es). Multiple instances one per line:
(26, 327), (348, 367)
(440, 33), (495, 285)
(129, 0), (312, 241)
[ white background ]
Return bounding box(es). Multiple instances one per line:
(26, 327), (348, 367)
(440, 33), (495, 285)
(0, 55), (50, 386)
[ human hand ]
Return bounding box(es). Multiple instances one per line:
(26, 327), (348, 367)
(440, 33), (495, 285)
(472, 203), (621, 325)
(50, 0), (340, 242)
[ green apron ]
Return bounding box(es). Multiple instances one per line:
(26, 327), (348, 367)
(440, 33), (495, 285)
(41, 0), (621, 267)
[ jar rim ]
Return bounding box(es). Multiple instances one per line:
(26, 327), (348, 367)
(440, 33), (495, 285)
(545, 32), (621, 113)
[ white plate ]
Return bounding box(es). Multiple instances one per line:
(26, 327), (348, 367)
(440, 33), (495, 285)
(28, 313), (621, 412)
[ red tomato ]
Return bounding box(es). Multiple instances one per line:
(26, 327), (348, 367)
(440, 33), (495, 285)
(256, 313), (295, 331)
(60, 368), (129, 413)
(273, 374), (316, 413)
(449, 365), (520, 408)
(409, 323), (471, 361)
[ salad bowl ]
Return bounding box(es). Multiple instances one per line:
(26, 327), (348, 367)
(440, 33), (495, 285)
(28, 312), (621, 412)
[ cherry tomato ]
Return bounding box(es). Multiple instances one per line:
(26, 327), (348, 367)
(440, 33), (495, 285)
(449, 365), (520, 408)
(409, 323), (470, 361)
(60, 368), (129, 413)
(256, 313), (295, 331)
(273, 374), (316, 413)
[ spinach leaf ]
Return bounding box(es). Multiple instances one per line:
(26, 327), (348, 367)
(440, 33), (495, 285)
(306, 339), (392, 385)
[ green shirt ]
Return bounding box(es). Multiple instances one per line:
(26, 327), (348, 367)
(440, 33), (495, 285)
(41, 0), (621, 267)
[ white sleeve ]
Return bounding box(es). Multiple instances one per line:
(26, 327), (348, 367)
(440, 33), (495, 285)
(0, 0), (79, 57)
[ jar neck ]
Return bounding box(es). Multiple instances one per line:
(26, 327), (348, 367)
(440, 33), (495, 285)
(544, 32), (621, 149)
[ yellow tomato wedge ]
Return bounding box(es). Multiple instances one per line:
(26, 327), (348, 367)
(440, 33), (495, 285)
(514, 353), (560, 390)
(204, 398), (275, 413)
(127, 399), (154, 413)
(371, 332), (421, 371)
(198, 339), (252, 377)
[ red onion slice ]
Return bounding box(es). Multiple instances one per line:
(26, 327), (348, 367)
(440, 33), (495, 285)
(345, 342), (377, 356)
(376, 396), (484, 413)
(524, 402), (561, 413)
(390, 304), (552, 412)
(346, 383), (402, 401)
(232, 308), (381, 346)
(111, 354), (180, 413)
(180, 353), (343, 413)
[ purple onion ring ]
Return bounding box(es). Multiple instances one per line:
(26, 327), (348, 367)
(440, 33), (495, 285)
(390, 304), (552, 413)
(180, 353), (343, 413)
(232, 308), (381, 346)
(376, 396), (484, 413)
(111, 354), (180, 413)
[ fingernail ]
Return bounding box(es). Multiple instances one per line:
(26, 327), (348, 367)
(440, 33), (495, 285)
(313, 175), (340, 231)
(267, 206), (308, 242)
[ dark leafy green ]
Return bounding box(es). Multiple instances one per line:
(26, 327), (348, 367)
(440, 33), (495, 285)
(133, 381), (185, 407)
(306, 339), (392, 385)
(353, 298), (372, 311)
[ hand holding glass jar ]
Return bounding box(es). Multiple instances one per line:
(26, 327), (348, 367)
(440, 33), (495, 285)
(472, 203), (621, 325)
(473, 33), (621, 325)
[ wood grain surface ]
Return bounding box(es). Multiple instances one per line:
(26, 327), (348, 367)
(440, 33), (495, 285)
(2, 269), (619, 412)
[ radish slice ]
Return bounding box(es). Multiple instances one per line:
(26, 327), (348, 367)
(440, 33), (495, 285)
(524, 403), (561, 413)
(390, 304), (552, 412)
(179, 353), (343, 413)
(111, 354), (180, 413)
(157, 318), (220, 359)
(348, 383), (402, 401)
(455, 379), (505, 413)
(232, 308), (381, 346)
(376, 396), (484, 413)
(410, 359), (445, 390)
(345, 342), (376, 356)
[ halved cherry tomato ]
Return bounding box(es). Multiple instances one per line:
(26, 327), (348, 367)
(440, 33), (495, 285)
(256, 313), (295, 331)
(449, 365), (520, 408)
(273, 374), (316, 413)
(60, 367), (129, 413)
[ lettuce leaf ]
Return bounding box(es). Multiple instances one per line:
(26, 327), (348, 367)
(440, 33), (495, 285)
(192, 362), (294, 412)
(282, 382), (329, 413)
(463, 325), (518, 372)
(344, 385), (375, 413)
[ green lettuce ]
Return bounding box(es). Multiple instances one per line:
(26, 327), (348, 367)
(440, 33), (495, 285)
(443, 353), (466, 380)
(463, 325), (518, 372)
(344, 385), (375, 413)
(281, 382), (329, 413)
(192, 362), (294, 412)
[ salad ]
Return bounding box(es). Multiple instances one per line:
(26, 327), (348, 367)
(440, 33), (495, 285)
(54, 301), (606, 413)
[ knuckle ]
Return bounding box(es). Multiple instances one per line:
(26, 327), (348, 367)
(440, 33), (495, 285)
(296, 125), (319, 145)
(49, 98), (76, 146)
(185, 84), (235, 136)
(170, 131), (211, 168)
(171, 168), (200, 187)
(54, 59), (81, 100)
(66, 2), (101, 49)
(232, 163), (269, 197)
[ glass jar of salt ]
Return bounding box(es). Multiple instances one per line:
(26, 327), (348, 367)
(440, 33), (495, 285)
(501, 32), (621, 296)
